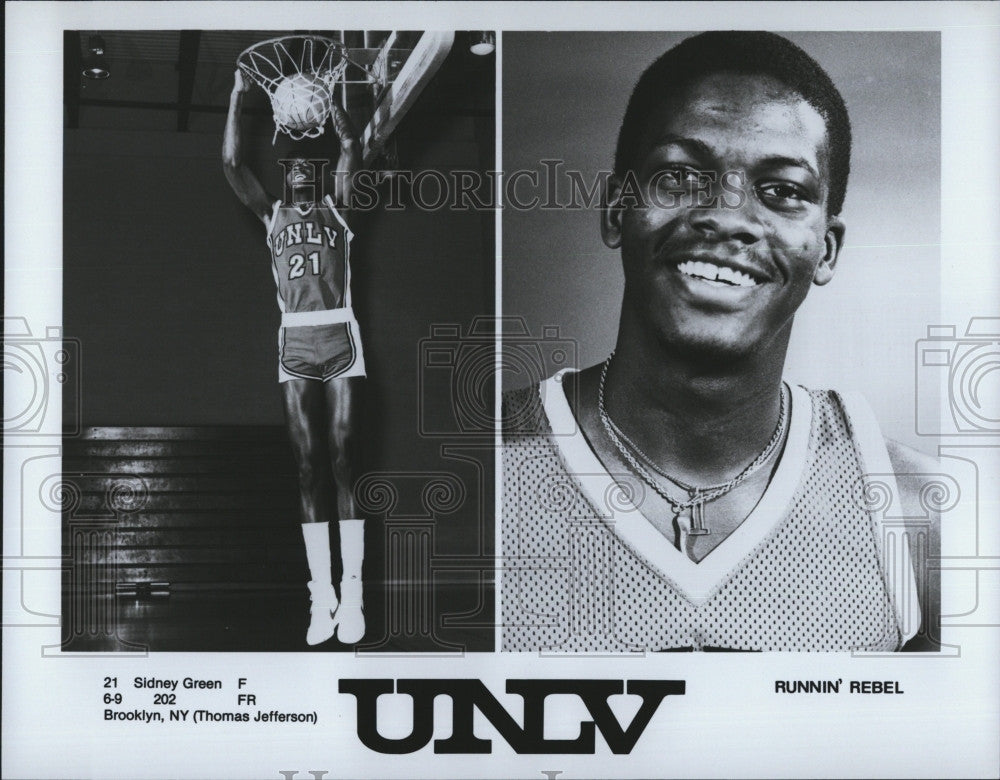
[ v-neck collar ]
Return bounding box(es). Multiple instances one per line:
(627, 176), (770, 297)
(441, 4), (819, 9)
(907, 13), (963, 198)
(540, 370), (812, 605)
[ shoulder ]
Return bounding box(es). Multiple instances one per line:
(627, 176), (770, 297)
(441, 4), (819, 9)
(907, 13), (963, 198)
(884, 437), (941, 565)
(262, 199), (282, 227)
(829, 386), (942, 540)
(501, 384), (547, 436)
(825, 389), (941, 506)
(322, 197), (354, 232)
(885, 438), (938, 473)
(885, 438), (940, 511)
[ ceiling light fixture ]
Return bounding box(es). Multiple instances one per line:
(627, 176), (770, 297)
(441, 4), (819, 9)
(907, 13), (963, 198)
(469, 31), (495, 56)
(82, 35), (110, 79)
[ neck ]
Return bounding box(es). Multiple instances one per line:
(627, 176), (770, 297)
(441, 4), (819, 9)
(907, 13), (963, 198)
(290, 186), (316, 209)
(601, 317), (791, 485)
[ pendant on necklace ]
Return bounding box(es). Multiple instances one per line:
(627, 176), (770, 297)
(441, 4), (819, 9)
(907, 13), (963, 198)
(687, 497), (710, 536)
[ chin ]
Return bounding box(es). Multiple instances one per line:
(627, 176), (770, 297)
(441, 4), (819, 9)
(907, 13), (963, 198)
(653, 318), (767, 365)
(667, 336), (756, 365)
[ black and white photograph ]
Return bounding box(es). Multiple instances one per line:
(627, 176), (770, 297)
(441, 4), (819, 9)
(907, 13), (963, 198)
(54, 28), (495, 655)
(3, 3), (999, 779)
(501, 31), (941, 653)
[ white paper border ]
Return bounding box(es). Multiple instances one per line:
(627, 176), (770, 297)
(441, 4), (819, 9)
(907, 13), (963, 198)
(5, 3), (999, 779)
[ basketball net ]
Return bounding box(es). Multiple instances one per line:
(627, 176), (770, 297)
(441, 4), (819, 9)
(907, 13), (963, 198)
(237, 35), (350, 143)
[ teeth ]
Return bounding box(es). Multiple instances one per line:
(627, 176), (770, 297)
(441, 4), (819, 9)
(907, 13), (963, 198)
(716, 265), (756, 286)
(677, 260), (757, 287)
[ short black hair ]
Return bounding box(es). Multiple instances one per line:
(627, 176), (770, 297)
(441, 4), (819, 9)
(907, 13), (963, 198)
(615, 31), (852, 216)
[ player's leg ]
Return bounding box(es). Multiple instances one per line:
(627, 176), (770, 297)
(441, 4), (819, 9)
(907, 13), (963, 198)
(325, 376), (363, 518)
(324, 375), (366, 643)
(281, 378), (339, 645)
(283, 378), (329, 523)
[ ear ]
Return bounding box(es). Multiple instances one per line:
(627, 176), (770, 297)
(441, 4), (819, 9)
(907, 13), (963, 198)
(813, 215), (845, 286)
(601, 175), (624, 249)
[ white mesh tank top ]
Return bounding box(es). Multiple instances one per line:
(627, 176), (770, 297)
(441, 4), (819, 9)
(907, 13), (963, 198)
(501, 373), (920, 652)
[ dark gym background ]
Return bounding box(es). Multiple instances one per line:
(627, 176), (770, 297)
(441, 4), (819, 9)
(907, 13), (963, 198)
(61, 31), (496, 652)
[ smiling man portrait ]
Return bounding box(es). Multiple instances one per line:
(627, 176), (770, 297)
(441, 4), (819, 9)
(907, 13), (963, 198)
(501, 31), (941, 653)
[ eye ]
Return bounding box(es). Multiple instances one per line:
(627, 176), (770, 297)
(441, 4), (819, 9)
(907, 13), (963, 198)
(756, 182), (814, 209)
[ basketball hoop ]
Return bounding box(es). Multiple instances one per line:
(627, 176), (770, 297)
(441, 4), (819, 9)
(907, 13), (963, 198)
(237, 35), (350, 143)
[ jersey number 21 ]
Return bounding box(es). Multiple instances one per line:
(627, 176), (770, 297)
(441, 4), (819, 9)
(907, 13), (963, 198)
(288, 251), (321, 280)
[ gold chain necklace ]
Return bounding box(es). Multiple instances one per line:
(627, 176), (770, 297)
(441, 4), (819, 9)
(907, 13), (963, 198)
(597, 353), (789, 537)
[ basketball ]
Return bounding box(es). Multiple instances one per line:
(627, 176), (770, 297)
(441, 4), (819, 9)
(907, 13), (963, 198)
(271, 73), (330, 134)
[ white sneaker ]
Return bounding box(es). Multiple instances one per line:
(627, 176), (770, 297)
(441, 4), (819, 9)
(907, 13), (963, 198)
(334, 579), (365, 644)
(306, 581), (339, 646)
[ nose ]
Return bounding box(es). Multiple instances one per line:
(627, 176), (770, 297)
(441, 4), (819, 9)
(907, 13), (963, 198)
(688, 194), (764, 246)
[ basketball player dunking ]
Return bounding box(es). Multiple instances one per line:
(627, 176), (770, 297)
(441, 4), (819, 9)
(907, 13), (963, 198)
(503, 32), (941, 652)
(224, 69), (365, 646)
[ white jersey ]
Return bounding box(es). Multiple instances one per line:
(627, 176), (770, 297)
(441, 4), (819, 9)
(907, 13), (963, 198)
(501, 373), (921, 652)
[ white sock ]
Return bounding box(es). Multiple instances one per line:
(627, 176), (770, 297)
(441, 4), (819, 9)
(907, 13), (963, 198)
(338, 519), (364, 603)
(301, 521), (332, 586)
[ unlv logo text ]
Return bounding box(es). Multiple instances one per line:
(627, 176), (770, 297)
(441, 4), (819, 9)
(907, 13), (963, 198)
(338, 678), (685, 754)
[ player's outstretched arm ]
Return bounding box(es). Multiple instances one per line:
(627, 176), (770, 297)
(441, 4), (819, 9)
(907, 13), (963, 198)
(330, 101), (361, 209)
(223, 70), (272, 223)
